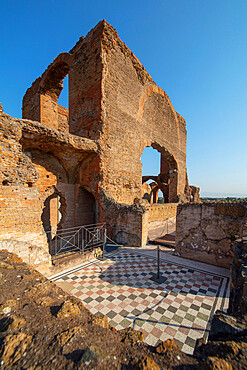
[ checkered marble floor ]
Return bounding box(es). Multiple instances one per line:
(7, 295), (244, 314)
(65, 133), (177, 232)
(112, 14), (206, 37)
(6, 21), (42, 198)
(51, 248), (230, 354)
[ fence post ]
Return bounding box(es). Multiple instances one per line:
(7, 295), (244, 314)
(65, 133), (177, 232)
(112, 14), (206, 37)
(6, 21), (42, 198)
(81, 227), (85, 252)
(150, 244), (166, 284)
(102, 226), (106, 259)
(157, 245), (160, 279)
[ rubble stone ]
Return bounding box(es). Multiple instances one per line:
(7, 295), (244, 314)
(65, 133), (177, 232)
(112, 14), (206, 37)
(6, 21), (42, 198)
(57, 326), (84, 347)
(135, 356), (160, 370)
(200, 357), (233, 370)
(91, 314), (110, 329)
(57, 300), (82, 318)
(118, 327), (145, 344)
(1, 332), (32, 366)
(156, 338), (180, 354)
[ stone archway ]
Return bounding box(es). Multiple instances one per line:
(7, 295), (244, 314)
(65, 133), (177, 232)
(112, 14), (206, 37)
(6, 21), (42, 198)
(141, 143), (178, 204)
(22, 52), (73, 131)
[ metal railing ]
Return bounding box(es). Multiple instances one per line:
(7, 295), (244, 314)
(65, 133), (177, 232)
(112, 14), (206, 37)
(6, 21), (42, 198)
(47, 223), (106, 260)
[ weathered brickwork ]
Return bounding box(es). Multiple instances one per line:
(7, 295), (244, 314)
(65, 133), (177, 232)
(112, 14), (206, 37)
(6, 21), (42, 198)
(58, 105), (69, 133)
(100, 23), (187, 205)
(147, 203), (177, 224)
(0, 109), (97, 270)
(175, 203), (247, 268)
(0, 20), (199, 268)
(0, 185), (45, 245)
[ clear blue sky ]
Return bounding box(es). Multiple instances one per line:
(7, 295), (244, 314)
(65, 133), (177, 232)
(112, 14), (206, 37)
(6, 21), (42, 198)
(1, 0), (246, 197)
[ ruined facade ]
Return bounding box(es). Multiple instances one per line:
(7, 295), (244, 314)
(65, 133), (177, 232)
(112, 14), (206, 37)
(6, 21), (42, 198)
(0, 20), (197, 270)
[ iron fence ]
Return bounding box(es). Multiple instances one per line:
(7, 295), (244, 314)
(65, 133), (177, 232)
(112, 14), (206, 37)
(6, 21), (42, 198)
(47, 223), (106, 260)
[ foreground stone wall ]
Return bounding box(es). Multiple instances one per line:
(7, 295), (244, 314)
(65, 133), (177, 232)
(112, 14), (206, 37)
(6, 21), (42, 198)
(228, 232), (247, 317)
(175, 203), (246, 268)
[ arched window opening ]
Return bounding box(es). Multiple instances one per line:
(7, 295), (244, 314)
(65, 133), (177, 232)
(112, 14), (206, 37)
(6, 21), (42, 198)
(57, 75), (69, 109)
(141, 144), (178, 204)
(159, 150), (178, 203)
(41, 60), (70, 102)
(141, 147), (161, 204)
(40, 59), (70, 132)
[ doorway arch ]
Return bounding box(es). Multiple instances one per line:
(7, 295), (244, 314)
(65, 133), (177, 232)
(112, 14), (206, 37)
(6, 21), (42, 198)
(41, 188), (66, 255)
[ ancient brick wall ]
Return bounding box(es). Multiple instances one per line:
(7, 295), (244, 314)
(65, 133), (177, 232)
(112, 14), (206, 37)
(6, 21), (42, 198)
(40, 95), (59, 130)
(0, 112), (48, 268)
(74, 185), (96, 226)
(175, 203), (246, 268)
(0, 185), (47, 248)
(59, 21), (189, 245)
(99, 21), (187, 205)
(147, 203), (177, 223)
(0, 109), (98, 268)
(0, 183), (51, 272)
(23, 20), (189, 204)
(114, 209), (148, 247)
(96, 194), (149, 247)
(13, 20), (193, 253)
(22, 78), (41, 123)
(1, 107), (147, 255)
(58, 105), (69, 133)
(69, 25), (103, 139)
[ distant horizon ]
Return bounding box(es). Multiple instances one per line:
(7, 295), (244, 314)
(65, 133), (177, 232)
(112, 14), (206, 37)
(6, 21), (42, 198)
(200, 192), (247, 198)
(157, 192), (247, 199)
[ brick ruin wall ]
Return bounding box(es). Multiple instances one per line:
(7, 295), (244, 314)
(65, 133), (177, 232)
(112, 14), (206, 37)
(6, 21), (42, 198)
(175, 202), (247, 268)
(99, 23), (187, 205)
(0, 109), (99, 272)
(57, 21), (188, 207)
(0, 108), (153, 271)
(0, 113), (49, 271)
(18, 20), (192, 253)
(0, 19), (206, 272)
(67, 21), (188, 247)
(147, 203), (177, 224)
